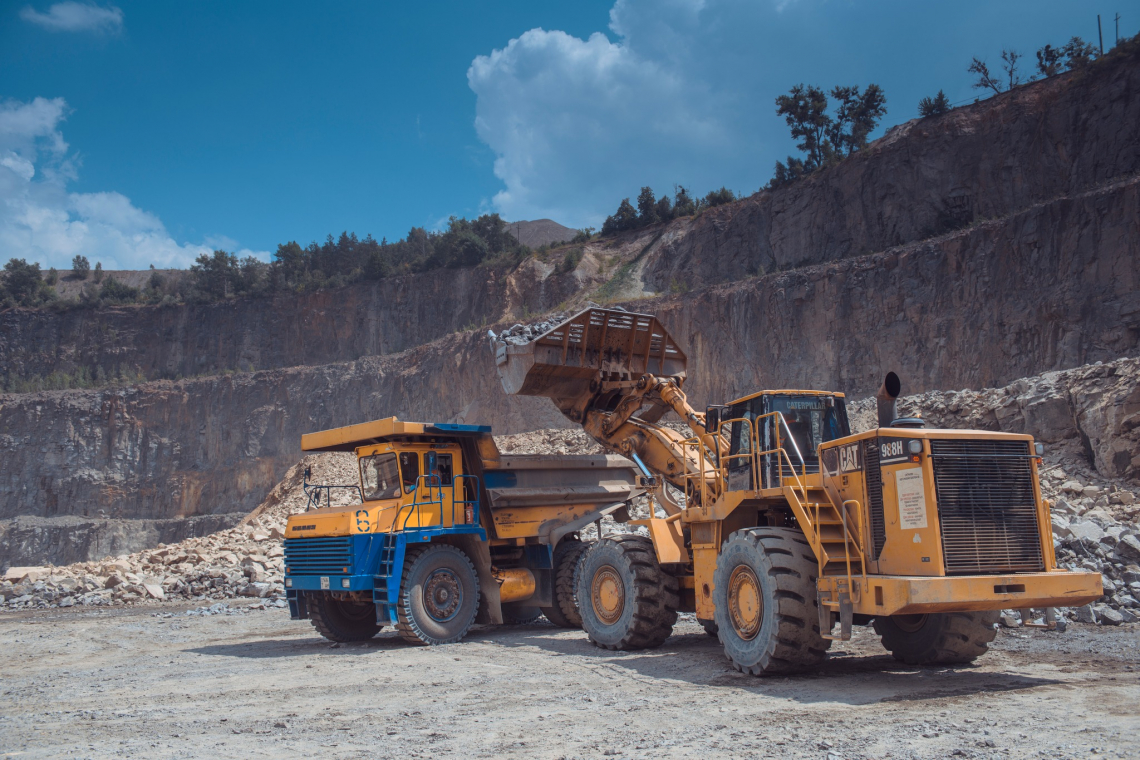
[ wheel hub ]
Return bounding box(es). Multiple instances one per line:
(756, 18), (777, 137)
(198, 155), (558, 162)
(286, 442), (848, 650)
(423, 569), (462, 622)
(727, 565), (763, 641)
(591, 564), (625, 624)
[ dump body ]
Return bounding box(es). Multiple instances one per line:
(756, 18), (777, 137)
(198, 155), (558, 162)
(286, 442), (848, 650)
(284, 416), (642, 629)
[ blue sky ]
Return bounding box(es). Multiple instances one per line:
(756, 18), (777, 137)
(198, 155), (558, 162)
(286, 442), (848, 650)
(1, 0), (1130, 269)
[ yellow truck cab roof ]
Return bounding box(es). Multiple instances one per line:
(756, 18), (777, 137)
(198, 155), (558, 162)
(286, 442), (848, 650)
(301, 417), (492, 453)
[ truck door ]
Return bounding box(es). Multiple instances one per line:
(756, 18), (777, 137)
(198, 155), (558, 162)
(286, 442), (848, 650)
(425, 450), (457, 527)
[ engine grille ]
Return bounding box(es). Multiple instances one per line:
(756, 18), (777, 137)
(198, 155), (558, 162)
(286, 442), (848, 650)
(863, 439), (886, 560)
(930, 439), (1044, 574)
(284, 536), (354, 575)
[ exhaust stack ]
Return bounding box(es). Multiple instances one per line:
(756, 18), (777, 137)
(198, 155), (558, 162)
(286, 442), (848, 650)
(877, 372), (901, 428)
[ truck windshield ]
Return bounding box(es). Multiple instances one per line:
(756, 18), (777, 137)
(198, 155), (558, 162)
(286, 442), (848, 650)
(725, 393), (850, 488)
(360, 453), (401, 500)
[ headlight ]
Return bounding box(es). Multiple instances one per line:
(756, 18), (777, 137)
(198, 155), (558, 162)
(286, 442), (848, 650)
(1035, 443), (1044, 456)
(285, 578), (292, 588)
(907, 440), (923, 455)
(341, 578), (351, 588)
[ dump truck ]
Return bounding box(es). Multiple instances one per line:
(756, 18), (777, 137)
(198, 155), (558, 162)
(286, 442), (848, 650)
(492, 307), (1104, 673)
(283, 418), (645, 644)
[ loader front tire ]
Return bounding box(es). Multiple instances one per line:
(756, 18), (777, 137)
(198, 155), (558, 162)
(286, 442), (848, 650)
(542, 537), (589, 628)
(396, 544), (480, 645)
(874, 611), (999, 665)
(577, 534), (678, 650)
(308, 592), (381, 642)
(712, 527), (830, 675)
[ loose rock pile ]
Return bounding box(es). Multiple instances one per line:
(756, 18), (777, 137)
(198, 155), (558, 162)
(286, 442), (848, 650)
(487, 313), (568, 346)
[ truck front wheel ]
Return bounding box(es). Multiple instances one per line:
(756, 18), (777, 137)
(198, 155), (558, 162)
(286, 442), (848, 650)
(308, 592), (382, 642)
(396, 544), (481, 645)
(874, 611), (999, 665)
(577, 535), (678, 650)
(713, 527), (830, 675)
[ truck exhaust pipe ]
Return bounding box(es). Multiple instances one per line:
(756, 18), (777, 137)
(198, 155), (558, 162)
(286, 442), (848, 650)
(877, 372), (901, 428)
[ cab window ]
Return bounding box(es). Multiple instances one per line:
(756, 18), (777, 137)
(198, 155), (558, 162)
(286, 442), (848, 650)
(399, 452), (420, 493)
(359, 453), (401, 500)
(426, 452), (454, 485)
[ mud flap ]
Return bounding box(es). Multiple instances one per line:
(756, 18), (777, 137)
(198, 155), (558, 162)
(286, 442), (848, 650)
(287, 589), (309, 620)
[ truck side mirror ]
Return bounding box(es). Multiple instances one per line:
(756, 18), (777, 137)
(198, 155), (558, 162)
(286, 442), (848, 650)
(705, 406), (720, 434)
(304, 466), (312, 483)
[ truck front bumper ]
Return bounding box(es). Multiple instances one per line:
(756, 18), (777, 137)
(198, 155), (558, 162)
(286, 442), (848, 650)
(284, 574), (374, 592)
(818, 570), (1103, 617)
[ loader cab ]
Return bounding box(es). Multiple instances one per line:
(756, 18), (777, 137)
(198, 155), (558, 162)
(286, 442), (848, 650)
(722, 391), (850, 491)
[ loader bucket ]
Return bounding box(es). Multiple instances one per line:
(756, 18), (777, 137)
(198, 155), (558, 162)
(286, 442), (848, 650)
(492, 308), (687, 399)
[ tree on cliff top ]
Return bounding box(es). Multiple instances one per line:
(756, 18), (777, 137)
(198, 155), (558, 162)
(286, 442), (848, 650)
(1, 258), (55, 309)
(768, 83), (887, 189)
(919, 90), (951, 118)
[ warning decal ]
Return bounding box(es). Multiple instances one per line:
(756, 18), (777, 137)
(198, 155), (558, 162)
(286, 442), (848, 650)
(895, 467), (928, 530)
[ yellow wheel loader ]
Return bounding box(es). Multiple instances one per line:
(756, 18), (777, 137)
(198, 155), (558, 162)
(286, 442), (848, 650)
(491, 308), (1103, 674)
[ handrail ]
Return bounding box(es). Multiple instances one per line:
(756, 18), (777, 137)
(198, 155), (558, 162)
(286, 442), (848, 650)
(392, 473), (482, 533)
(302, 467), (363, 511)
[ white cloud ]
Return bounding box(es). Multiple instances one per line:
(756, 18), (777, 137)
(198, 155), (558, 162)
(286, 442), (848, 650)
(19, 2), (123, 34)
(468, 0), (791, 228)
(0, 97), (265, 270)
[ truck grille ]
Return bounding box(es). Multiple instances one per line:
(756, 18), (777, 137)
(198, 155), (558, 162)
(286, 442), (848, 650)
(863, 439), (886, 560)
(284, 536), (353, 575)
(930, 439), (1044, 575)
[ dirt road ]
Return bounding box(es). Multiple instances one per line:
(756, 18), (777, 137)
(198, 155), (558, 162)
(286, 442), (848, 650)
(1, 605), (1137, 759)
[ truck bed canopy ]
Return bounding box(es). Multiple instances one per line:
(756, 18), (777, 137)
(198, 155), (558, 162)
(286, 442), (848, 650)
(301, 417), (493, 453)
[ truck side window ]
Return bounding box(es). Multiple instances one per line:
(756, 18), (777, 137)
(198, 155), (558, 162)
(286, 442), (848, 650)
(359, 453), (401, 500)
(433, 453), (454, 486)
(400, 452), (420, 493)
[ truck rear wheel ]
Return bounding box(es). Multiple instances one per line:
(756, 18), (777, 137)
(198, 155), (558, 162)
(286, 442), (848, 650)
(874, 611), (999, 665)
(308, 592), (382, 642)
(502, 603), (544, 624)
(542, 537), (589, 628)
(396, 544), (480, 645)
(713, 527), (830, 675)
(577, 534), (678, 650)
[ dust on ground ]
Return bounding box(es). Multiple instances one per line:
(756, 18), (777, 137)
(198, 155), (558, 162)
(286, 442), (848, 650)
(0, 606), (1136, 759)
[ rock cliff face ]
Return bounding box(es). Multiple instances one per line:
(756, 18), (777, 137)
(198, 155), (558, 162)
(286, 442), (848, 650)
(643, 53), (1140, 290)
(1, 52), (1138, 567)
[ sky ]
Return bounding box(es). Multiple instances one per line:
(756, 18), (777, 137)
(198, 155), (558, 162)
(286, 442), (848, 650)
(0, 0), (1132, 270)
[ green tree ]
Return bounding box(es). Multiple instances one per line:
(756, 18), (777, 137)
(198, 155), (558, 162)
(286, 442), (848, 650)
(968, 57), (1003, 94)
(636, 186), (659, 226)
(46, 267), (59, 285)
(654, 194), (672, 222)
(190, 250), (239, 300)
(601, 198), (639, 235)
(828, 84), (887, 155)
(1035, 44), (1064, 76)
(2, 258), (53, 307)
(672, 185), (696, 217)
(93, 262), (104, 283)
(768, 156), (809, 189)
(99, 277), (141, 304)
(918, 90), (951, 117)
(775, 84), (832, 170)
(71, 255), (90, 279)
(1061, 37), (1098, 68)
(700, 187), (736, 209)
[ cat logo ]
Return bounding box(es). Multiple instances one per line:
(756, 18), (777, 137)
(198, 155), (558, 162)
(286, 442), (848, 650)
(838, 443), (861, 473)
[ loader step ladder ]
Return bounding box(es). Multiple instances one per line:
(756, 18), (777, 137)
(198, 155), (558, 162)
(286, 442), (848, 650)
(783, 485), (866, 642)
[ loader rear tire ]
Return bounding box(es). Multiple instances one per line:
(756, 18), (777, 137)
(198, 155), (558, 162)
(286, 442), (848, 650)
(542, 537), (589, 628)
(712, 527), (831, 675)
(874, 611), (999, 665)
(308, 592), (381, 643)
(396, 544), (480, 645)
(577, 534), (678, 650)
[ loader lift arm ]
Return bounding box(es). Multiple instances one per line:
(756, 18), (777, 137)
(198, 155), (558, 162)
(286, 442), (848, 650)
(491, 308), (724, 510)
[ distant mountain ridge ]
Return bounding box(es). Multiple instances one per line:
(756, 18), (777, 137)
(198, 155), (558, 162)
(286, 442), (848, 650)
(506, 218), (578, 248)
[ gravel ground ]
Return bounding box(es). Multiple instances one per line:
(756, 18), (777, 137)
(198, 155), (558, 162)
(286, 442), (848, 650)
(1, 606), (1137, 759)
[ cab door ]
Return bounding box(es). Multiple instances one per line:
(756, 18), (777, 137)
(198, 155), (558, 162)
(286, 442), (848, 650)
(424, 449), (458, 526)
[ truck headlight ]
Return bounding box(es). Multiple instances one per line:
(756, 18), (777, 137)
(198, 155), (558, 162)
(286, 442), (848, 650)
(285, 578), (292, 588)
(341, 578), (351, 588)
(1035, 443), (1044, 456)
(908, 440), (922, 455)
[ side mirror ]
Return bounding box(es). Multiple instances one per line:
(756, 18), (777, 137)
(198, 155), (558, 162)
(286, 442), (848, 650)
(705, 406), (721, 434)
(303, 466), (312, 483)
